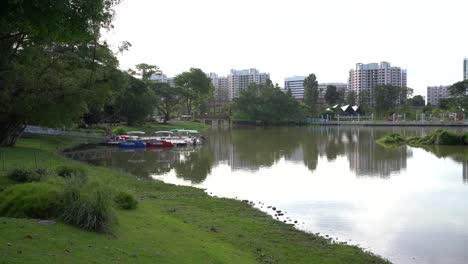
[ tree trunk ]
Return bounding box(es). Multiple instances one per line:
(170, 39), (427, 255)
(0, 117), (27, 147)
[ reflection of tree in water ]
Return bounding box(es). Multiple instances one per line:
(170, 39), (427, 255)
(109, 149), (178, 178)
(173, 146), (214, 184)
(345, 127), (412, 178)
(415, 145), (468, 183)
(229, 127), (302, 171)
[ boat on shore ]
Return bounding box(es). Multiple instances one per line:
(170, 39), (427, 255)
(146, 140), (174, 148)
(118, 140), (146, 148)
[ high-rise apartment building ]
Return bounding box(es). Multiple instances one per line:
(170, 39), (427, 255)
(228, 68), (270, 100)
(427, 85), (452, 106)
(284, 76), (306, 100)
(464, 58), (468, 80)
(348, 62), (407, 105)
(208, 73), (229, 101)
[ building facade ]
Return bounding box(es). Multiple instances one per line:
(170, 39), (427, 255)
(228, 68), (270, 100)
(464, 58), (468, 80)
(284, 76), (306, 100)
(348, 62), (407, 105)
(427, 85), (452, 106)
(149, 73), (168, 83)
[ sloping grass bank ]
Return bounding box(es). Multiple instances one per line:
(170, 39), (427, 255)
(0, 135), (389, 263)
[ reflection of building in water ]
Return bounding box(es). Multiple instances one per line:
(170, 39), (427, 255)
(463, 160), (468, 183)
(347, 128), (411, 178)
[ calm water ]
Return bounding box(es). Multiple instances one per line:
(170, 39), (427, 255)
(67, 126), (468, 264)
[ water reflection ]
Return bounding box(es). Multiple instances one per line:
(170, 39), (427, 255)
(66, 126), (468, 264)
(65, 126), (468, 182)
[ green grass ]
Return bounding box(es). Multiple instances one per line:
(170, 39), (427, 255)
(0, 135), (389, 263)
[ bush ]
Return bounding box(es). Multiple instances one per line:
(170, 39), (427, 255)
(409, 129), (463, 146)
(377, 133), (406, 145)
(0, 181), (63, 219)
(114, 191), (138, 210)
(7, 168), (49, 183)
(463, 132), (468, 145)
(56, 166), (87, 179)
(59, 177), (115, 233)
(112, 127), (127, 135)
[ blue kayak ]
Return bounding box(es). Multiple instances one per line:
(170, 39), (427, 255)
(118, 140), (146, 148)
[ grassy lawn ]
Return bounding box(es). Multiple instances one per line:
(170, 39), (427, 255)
(0, 135), (390, 264)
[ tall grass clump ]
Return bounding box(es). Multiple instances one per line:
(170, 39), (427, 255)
(114, 191), (138, 210)
(59, 176), (116, 233)
(7, 168), (49, 183)
(0, 180), (63, 219)
(56, 165), (87, 179)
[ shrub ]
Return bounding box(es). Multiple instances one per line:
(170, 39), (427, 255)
(7, 168), (48, 183)
(56, 166), (87, 179)
(463, 132), (468, 145)
(59, 177), (115, 233)
(409, 129), (463, 146)
(114, 191), (138, 210)
(112, 127), (127, 135)
(0, 181), (63, 219)
(377, 133), (406, 145)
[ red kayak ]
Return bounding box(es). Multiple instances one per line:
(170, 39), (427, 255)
(146, 140), (174, 148)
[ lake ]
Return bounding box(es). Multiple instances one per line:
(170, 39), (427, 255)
(67, 126), (468, 264)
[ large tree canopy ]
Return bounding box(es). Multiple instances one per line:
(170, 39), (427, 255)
(0, 0), (120, 146)
(232, 82), (303, 123)
(303, 73), (319, 117)
(175, 68), (212, 115)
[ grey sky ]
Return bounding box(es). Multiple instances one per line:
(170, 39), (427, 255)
(103, 0), (468, 96)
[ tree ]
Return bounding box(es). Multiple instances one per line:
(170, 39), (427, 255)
(232, 82), (303, 123)
(358, 90), (371, 114)
(117, 76), (157, 126)
(347, 90), (356, 105)
(152, 82), (182, 123)
(175, 68), (212, 115)
(409, 95), (425, 107)
(374, 85), (408, 116)
(135, 63), (161, 81)
(0, 0), (120, 146)
(303, 74), (319, 117)
(324, 85), (340, 106)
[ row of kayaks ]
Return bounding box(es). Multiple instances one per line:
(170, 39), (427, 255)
(104, 129), (205, 148)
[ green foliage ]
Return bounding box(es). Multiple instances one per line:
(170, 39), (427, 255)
(232, 82), (303, 123)
(409, 95), (425, 107)
(135, 63), (161, 80)
(152, 82), (183, 123)
(376, 133), (406, 147)
(408, 129), (463, 146)
(0, 181), (63, 219)
(59, 177), (116, 233)
(7, 168), (48, 183)
(324, 85), (342, 106)
(56, 166), (87, 179)
(175, 68), (212, 115)
(303, 74), (319, 117)
(117, 76), (158, 126)
(374, 85), (409, 116)
(114, 191), (138, 210)
(0, 0), (122, 146)
(112, 127), (127, 135)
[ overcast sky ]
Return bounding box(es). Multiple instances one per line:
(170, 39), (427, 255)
(102, 0), (468, 96)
